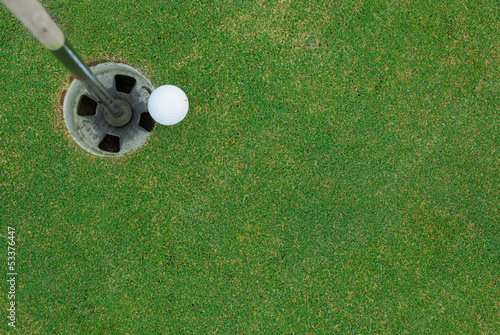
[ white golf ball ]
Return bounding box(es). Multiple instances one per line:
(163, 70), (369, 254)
(148, 85), (189, 125)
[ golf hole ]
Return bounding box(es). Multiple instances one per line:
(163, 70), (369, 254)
(63, 62), (155, 157)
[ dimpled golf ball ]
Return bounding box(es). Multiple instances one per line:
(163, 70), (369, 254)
(148, 85), (189, 125)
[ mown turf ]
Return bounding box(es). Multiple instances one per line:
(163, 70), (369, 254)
(1, 0), (499, 333)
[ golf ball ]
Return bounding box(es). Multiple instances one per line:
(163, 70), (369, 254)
(148, 85), (189, 125)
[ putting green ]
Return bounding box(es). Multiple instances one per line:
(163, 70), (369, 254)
(0, 0), (499, 333)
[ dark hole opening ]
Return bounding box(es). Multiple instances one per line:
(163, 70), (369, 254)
(115, 75), (136, 94)
(98, 134), (121, 153)
(139, 112), (155, 132)
(77, 95), (98, 116)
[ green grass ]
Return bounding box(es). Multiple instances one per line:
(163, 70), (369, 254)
(1, 0), (499, 333)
